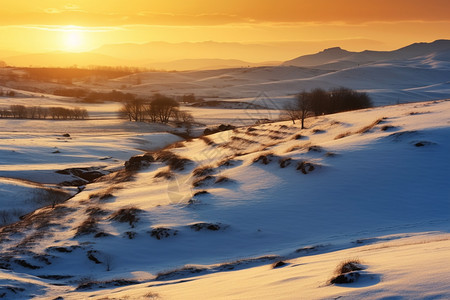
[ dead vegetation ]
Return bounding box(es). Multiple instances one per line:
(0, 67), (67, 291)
(297, 161), (317, 174)
(356, 118), (385, 134)
(75, 217), (98, 237)
(149, 227), (179, 240)
(192, 176), (215, 188)
(154, 170), (174, 180)
(334, 131), (352, 140)
(199, 135), (215, 145)
(109, 207), (143, 228)
(192, 166), (216, 177)
(155, 151), (193, 171)
(329, 259), (365, 284)
(189, 222), (224, 231)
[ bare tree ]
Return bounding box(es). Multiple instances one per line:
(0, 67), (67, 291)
(282, 102), (301, 124)
(297, 91), (313, 129)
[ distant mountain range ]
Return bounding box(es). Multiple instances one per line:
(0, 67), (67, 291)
(283, 39), (450, 70)
(1, 39), (449, 71)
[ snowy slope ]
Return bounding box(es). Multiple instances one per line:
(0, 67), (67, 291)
(103, 48), (450, 107)
(0, 99), (448, 299)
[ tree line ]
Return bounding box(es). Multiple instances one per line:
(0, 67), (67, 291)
(284, 87), (373, 128)
(119, 93), (194, 126)
(0, 105), (88, 120)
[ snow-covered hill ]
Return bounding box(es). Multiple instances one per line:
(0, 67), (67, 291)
(100, 40), (450, 106)
(0, 99), (448, 299)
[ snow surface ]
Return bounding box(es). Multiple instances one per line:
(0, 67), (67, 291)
(96, 48), (450, 107)
(0, 99), (449, 299)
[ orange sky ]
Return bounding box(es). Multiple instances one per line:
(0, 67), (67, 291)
(1, 0), (449, 59)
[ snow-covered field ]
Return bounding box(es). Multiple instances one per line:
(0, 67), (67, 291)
(0, 97), (448, 299)
(96, 43), (450, 107)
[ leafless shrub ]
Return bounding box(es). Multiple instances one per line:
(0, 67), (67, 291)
(192, 166), (215, 177)
(149, 227), (178, 240)
(189, 222), (224, 231)
(75, 217), (98, 237)
(215, 176), (233, 184)
(272, 261), (287, 268)
(335, 131), (352, 140)
(380, 125), (397, 131)
(292, 133), (303, 140)
(31, 188), (70, 208)
(199, 136), (214, 145)
(109, 207), (143, 228)
(154, 170), (173, 179)
(155, 265), (207, 280)
(297, 161), (317, 174)
(307, 145), (323, 153)
(253, 153), (278, 165)
(329, 259), (365, 284)
(89, 187), (116, 202)
(192, 175), (215, 187)
(0, 209), (25, 226)
(76, 278), (139, 290)
(155, 151), (193, 171)
(217, 157), (238, 168)
(85, 206), (109, 217)
(356, 118), (385, 134)
(279, 158), (292, 168)
(312, 129), (325, 134)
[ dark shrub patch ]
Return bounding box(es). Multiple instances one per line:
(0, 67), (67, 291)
(253, 154), (276, 165)
(85, 206), (109, 217)
(87, 250), (102, 264)
(193, 190), (209, 197)
(215, 176), (233, 184)
(193, 176), (215, 187)
(124, 231), (136, 239)
(154, 170), (173, 179)
(193, 166), (215, 177)
(109, 207), (143, 228)
(292, 133), (303, 140)
(149, 228), (178, 240)
(414, 141), (436, 147)
(297, 161), (316, 174)
(307, 145), (323, 153)
(199, 136), (214, 145)
(279, 158), (292, 168)
(204, 124), (236, 135)
(272, 261), (287, 269)
(330, 272), (360, 284)
(312, 129), (325, 134)
(75, 218), (98, 236)
(329, 259), (365, 285)
(94, 232), (111, 238)
(14, 259), (40, 269)
(189, 222), (223, 231)
(125, 153), (154, 171)
(76, 279), (139, 291)
(156, 151), (192, 171)
(380, 125), (397, 131)
(156, 266), (206, 281)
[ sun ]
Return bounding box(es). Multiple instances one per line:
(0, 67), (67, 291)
(63, 30), (85, 52)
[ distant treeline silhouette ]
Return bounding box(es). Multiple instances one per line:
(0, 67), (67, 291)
(0, 105), (88, 120)
(284, 87), (373, 128)
(18, 66), (143, 82)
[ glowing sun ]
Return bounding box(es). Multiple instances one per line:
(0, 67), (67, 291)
(63, 30), (84, 51)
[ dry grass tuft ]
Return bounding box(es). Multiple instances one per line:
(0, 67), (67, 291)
(109, 207), (143, 227)
(75, 217), (98, 237)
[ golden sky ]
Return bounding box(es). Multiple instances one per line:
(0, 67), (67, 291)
(1, 0), (449, 59)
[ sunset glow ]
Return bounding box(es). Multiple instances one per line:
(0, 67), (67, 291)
(0, 0), (449, 64)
